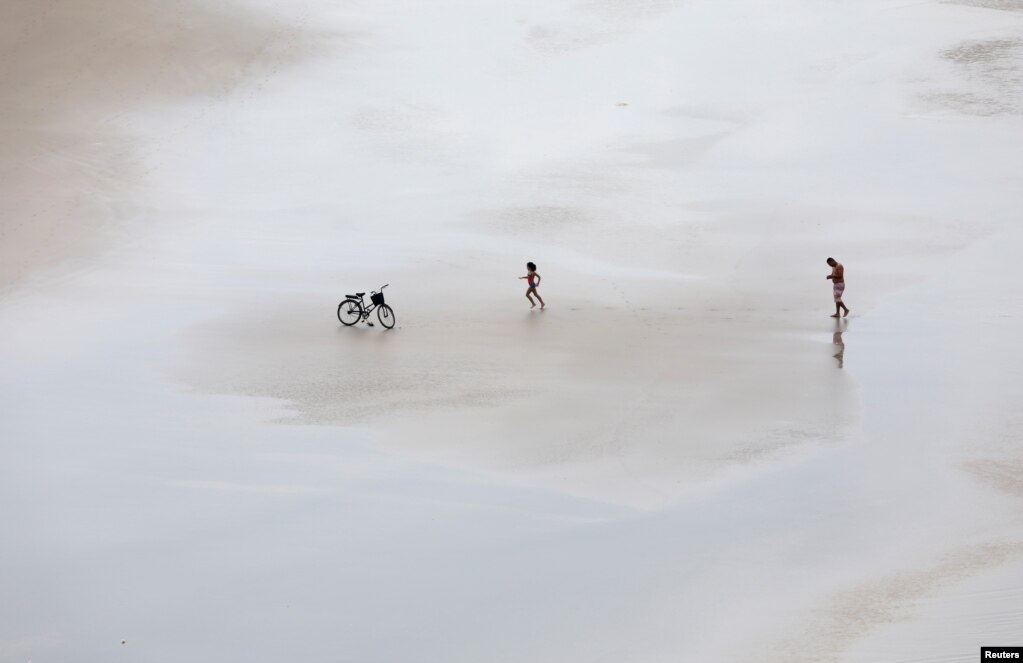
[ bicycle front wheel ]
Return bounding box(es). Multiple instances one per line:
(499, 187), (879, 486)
(338, 299), (363, 326)
(377, 304), (395, 329)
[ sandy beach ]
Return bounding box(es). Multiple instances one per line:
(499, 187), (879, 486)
(2, 0), (1022, 661)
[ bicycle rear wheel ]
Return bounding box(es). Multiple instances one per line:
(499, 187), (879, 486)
(338, 299), (362, 326)
(377, 304), (395, 329)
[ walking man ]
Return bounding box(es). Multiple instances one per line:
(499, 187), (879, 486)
(826, 257), (850, 318)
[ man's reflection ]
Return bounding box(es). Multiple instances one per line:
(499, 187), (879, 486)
(833, 319), (846, 368)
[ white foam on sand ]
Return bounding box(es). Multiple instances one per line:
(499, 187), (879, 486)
(1, 0), (1023, 661)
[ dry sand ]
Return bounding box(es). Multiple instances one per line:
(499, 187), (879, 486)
(2, 0), (1023, 661)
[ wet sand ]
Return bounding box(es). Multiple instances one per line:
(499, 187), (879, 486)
(0, 0), (322, 292)
(2, 1), (1023, 661)
(173, 264), (859, 508)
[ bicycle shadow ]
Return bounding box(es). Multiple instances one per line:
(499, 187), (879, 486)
(336, 322), (397, 339)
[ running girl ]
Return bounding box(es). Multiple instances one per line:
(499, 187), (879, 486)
(519, 261), (545, 309)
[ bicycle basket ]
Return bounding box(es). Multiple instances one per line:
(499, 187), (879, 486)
(371, 291), (386, 306)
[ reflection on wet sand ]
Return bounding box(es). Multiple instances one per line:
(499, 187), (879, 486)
(833, 319), (846, 368)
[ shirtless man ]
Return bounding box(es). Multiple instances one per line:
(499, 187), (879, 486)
(826, 257), (850, 318)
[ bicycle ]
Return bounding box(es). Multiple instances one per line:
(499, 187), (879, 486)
(338, 284), (396, 329)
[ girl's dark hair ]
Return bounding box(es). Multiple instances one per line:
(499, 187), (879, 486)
(526, 261), (536, 271)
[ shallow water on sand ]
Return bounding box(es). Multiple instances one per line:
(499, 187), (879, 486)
(2, 0), (1023, 661)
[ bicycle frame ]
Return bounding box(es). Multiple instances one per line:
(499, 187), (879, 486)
(348, 284), (388, 319)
